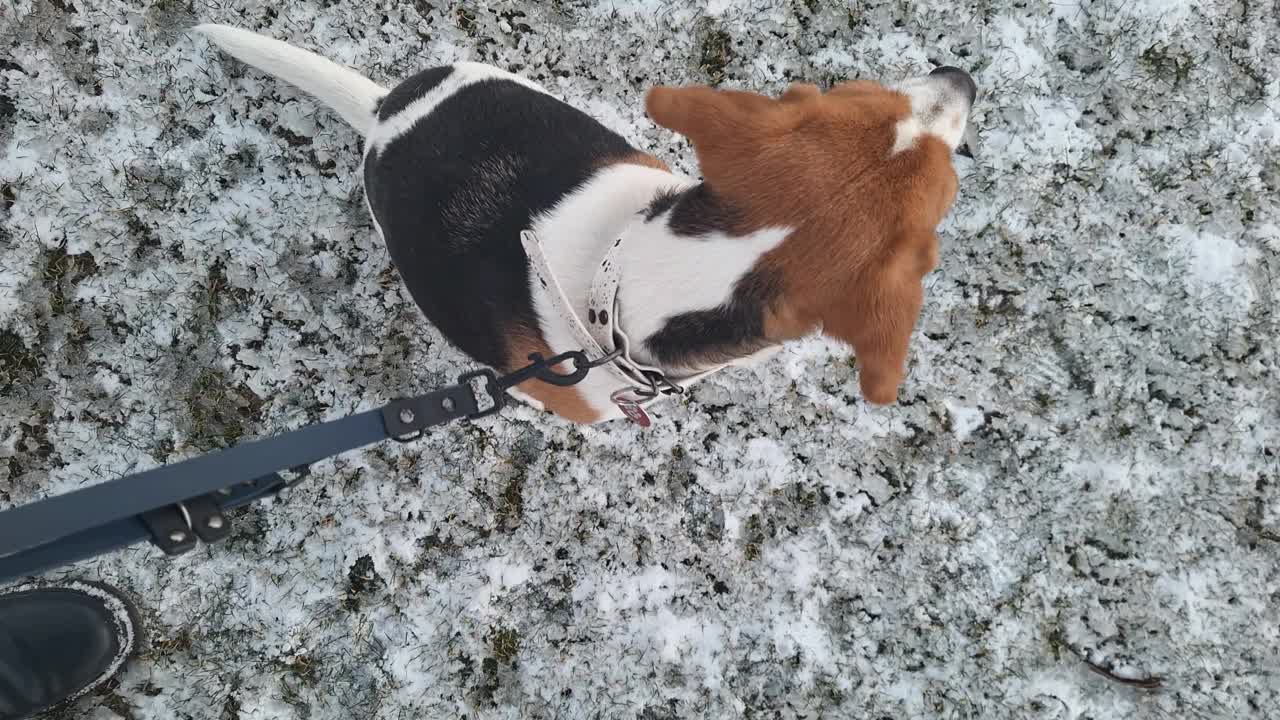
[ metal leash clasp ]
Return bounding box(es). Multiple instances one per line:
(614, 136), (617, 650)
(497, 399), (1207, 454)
(465, 349), (621, 419)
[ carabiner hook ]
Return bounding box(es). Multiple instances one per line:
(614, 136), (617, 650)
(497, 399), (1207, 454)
(493, 348), (620, 391)
(530, 351), (591, 386)
(535, 348), (623, 386)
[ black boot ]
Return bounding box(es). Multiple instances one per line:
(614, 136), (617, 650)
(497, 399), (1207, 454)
(0, 580), (143, 720)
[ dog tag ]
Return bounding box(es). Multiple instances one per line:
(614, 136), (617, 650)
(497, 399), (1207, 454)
(614, 396), (651, 427)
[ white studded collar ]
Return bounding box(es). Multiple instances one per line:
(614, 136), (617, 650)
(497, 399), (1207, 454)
(521, 230), (724, 425)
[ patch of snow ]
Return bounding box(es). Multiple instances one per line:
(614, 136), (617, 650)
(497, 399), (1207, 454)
(1169, 224), (1255, 309)
(1, 1), (1276, 718)
(944, 399), (985, 440)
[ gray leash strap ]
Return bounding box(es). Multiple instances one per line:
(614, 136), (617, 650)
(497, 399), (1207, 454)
(0, 350), (603, 584)
(0, 378), (486, 583)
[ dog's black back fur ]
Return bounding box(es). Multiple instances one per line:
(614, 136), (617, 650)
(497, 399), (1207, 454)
(364, 69), (641, 369)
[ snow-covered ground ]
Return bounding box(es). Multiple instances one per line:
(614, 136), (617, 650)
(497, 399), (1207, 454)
(2, 0), (1278, 718)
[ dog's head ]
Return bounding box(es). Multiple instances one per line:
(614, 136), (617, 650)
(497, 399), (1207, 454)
(645, 67), (975, 405)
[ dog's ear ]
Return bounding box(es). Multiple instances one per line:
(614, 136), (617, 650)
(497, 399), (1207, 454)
(646, 84), (818, 146)
(779, 83), (822, 104)
(645, 86), (774, 143)
(646, 84), (816, 199)
(823, 232), (937, 405)
(826, 80), (884, 98)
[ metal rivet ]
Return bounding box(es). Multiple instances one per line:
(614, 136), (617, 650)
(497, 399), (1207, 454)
(207, 515), (225, 530)
(442, 397), (456, 412)
(168, 530), (187, 543)
(399, 407), (415, 424)
(599, 310), (609, 324)
(588, 309), (597, 324)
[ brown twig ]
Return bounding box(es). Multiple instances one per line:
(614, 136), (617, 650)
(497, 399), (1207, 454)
(1067, 642), (1165, 690)
(1081, 657), (1165, 690)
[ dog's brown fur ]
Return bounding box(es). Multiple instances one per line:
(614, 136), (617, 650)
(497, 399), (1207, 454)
(504, 80), (959, 419)
(645, 80), (959, 404)
(506, 322), (602, 423)
(615, 150), (670, 172)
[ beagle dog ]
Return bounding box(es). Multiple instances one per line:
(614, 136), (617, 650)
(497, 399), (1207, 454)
(195, 25), (975, 425)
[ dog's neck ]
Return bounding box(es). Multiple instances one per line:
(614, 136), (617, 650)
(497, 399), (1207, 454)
(613, 182), (795, 374)
(530, 163), (795, 388)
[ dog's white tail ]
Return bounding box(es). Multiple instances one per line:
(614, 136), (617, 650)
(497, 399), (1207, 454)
(194, 24), (387, 133)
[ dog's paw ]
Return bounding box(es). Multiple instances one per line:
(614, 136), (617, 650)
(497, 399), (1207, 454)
(860, 373), (901, 406)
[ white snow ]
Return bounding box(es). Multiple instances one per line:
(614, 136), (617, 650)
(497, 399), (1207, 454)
(944, 399), (985, 440)
(1171, 224), (1255, 309)
(1, 0), (1277, 718)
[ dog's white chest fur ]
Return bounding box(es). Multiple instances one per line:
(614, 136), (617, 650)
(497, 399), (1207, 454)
(525, 164), (788, 420)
